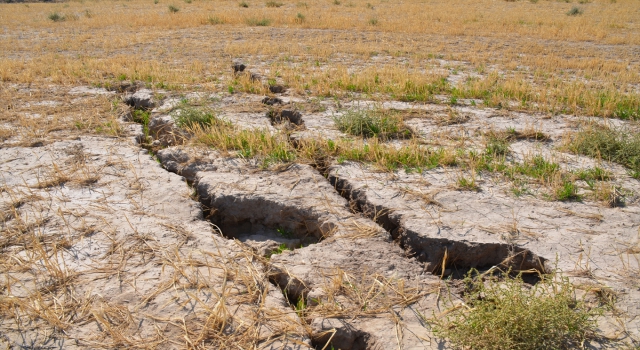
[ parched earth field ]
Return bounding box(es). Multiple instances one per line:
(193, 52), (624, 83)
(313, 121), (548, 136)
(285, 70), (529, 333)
(1, 0), (640, 349)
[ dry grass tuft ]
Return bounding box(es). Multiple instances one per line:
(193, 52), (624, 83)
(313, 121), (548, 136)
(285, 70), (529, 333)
(303, 268), (425, 318)
(434, 108), (470, 126)
(0, 127), (14, 141)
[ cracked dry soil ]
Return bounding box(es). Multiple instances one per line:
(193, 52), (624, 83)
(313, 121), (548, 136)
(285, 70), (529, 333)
(1, 83), (639, 350)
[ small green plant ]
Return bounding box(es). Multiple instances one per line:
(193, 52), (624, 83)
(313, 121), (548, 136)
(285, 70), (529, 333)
(333, 108), (410, 139)
(132, 109), (151, 140)
(456, 175), (479, 191)
(294, 296), (306, 316)
(266, 0), (283, 7)
(239, 1), (249, 7)
(184, 0), (192, 3)
(566, 6), (583, 16)
(276, 227), (294, 239)
(168, 4), (180, 12)
(333, 0), (341, 5)
(266, 243), (289, 258)
(295, 12), (305, 23)
(246, 17), (271, 26)
(48, 12), (66, 22)
(485, 137), (510, 157)
(430, 269), (602, 350)
(368, 18), (378, 26)
(555, 180), (580, 201)
(154, 0), (159, 4)
(511, 185), (529, 197)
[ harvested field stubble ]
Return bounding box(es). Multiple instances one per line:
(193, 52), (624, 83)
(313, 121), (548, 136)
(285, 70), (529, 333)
(1, 0), (639, 117)
(2, 0), (640, 348)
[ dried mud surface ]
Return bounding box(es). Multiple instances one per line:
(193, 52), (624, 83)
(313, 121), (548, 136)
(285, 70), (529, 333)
(1, 83), (639, 349)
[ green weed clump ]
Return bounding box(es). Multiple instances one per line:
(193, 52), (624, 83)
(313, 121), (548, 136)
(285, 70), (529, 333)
(132, 109), (151, 139)
(485, 137), (511, 157)
(246, 17), (271, 26)
(574, 167), (611, 184)
(265, 1), (283, 7)
(172, 107), (222, 129)
(456, 175), (479, 191)
(513, 155), (560, 182)
(611, 98), (640, 120)
(567, 6), (583, 16)
(207, 16), (225, 25)
(168, 5), (180, 12)
(565, 124), (640, 174)
(431, 269), (602, 350)
(555, 180), (580, 201)
(48, 12), (66, 22)
(333, 108), (411, 139)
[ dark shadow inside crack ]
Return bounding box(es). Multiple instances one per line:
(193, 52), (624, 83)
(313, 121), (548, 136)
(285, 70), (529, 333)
(197, 192), (330, 258)
(328, 172), (549, 281)
(309, 319), (381, 350)
(267, 108), (305, 128)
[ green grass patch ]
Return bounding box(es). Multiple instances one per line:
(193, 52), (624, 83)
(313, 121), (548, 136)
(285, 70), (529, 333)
(567, 6), (583, 16)
(456, 175), (479, 191)
(513, 155), (560, 182)
(400, 78), (450, 102)
(565, 124), (640, 174)
(574, 167), (611, 188)
(555, 180), (580, 201)
(132, 109), (151, 139)
(171, 106), (223, 129)
(335, 139), (456, 171)
(206, 16), (225, 25)
(485, 137), (511, 157)
(246, 17), (271, 26)
(333, 108), (411, 139)
(266, 1), (283, 7)
(430, 269), (602, 350)
(48, 12), (66, 22)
